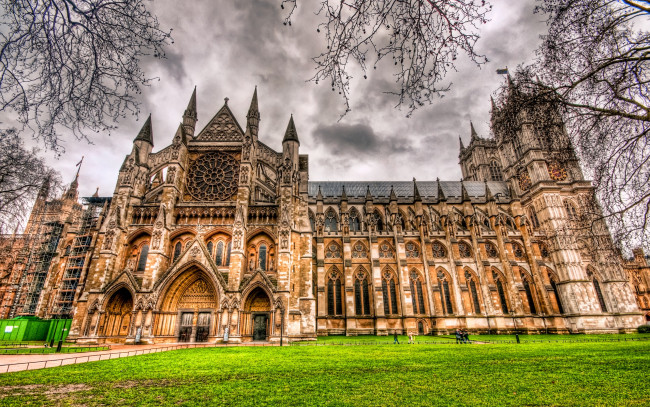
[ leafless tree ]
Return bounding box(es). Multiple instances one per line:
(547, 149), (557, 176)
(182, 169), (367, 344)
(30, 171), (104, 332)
(0, 129), (61, 233)
(0, 0), (172, 150)
(282, 0), (491, 116)
(523, 0), (650, 253)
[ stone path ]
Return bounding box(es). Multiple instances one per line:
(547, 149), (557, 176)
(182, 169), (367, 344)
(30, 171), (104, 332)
(0, 342), (278, 374)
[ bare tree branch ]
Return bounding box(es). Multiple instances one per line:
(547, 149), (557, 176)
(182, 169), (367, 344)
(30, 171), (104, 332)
(0, 0), (173, 151)
(282, 0), (491, 116)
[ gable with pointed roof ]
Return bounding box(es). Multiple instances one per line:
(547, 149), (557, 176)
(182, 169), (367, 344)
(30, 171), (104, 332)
(195, 101), (245, 142)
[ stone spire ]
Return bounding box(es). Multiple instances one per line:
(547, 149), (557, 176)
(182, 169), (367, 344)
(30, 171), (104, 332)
(183, 86), (197, 138)
(246, 86), (260, 138)
(92, 187), (99, 198)
(134, 114), (153, 146)
(459, 136), (465, 150)
(316, 185), (323, 201)
(470, 121), (478, 140)
(437, 178), (446, 202)
(341, 185), (348, 201)
(490, 96), (497, 111)
(413, 178), (421, 202)
(389, 185), (397, 201)
(283, 114), (300, 145)
(365, 185), (372, 202)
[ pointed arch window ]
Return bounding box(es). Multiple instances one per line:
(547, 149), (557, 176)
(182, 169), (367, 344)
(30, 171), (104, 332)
(431, 241), (447, 258)
(379, 242), (394, 258)
(173, 242), (182, 262)
(512, 243), (525, 260)
(325, 243), (342, 259)
(593, 279), (607, 312)
(588, 268), (608, 312)
(521, 272), (537, 314)
(405, 242), (419, 258)
(493, 270), (509, 314)
(539, 243), (550, 258)
(215, 241), (224, 266)
(225, 242), (231, 266)
(327, 269), (343, 316)
(485, 242), (498, 258)
(465, 270), (481, 314)
(410, 271), (426, 314)
(438, 271), (453, 315)
(137, 244), (149, 272)
(309, 212), (316, 232)
(354, 271), (371, 316)
(489, 160), (503, 181)
(349, 209), (360, 232)
(381, 269), (399, 315)
(458, 241), (472, 258)
(549, 278), (564, 314)
(258, 244), (268, 271)
(352, 242), (367, 258)
(207, 241), (213, 256)
(374, 212), (384, 232)
(324, 209), (338, 232)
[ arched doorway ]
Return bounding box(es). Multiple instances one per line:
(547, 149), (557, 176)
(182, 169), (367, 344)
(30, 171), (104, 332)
(101, 288), (133, 338)
(156, 267), (219, 342)
(244, 287), (271, 341)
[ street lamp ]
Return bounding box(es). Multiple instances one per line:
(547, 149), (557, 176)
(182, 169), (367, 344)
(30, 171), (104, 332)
(280, 309), (285, 346)
(511, 311), (520, 344)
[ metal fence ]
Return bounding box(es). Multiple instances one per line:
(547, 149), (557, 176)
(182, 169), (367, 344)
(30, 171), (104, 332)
(0, 342), (277, 373)
(291, 336), (650, 346)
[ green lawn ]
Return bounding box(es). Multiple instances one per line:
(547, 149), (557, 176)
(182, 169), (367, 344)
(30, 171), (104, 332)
(1, 340), (648, 406)
(296, 333), (650, 344)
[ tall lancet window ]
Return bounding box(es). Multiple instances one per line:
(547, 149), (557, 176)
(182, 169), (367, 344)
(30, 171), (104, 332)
(259, 244), (267, 271)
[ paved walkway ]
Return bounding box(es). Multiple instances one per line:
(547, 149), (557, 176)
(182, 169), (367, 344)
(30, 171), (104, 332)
(0, 342), (278, 374)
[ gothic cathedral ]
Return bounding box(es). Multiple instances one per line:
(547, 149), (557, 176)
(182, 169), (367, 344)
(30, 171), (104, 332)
(0, 84), (646, 344)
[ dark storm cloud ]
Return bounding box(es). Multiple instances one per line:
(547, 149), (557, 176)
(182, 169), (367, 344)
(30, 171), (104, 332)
(35, 0), (549, 195)
(313, 122), (416, 158)
(313, 123), (381, 155)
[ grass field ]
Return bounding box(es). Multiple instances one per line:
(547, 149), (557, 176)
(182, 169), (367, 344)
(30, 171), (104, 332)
(298, 333), (650, 344)
(0, 339), (648, 406)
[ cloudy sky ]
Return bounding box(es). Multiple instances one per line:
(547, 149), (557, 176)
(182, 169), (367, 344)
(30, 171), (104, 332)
(44, 0), (548, 198)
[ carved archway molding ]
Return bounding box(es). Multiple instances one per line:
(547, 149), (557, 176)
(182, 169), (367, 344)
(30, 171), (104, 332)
(100, 274), (139, 311)
(153, 239), (228, 294)
(154, 261), (225, 311)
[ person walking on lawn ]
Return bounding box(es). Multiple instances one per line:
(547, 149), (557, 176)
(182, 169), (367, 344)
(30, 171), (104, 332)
(393, 332), (400, 344)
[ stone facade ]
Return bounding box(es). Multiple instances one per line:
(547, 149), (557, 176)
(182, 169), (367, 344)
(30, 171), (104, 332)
(0, 84), (644, 344)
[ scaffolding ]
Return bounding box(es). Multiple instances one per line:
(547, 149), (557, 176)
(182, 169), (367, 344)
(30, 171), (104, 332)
(17, 221), (64, 316)
(54, 198), (107, 318)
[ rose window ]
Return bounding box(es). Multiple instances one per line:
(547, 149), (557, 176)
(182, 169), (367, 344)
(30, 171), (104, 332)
(186, 152), (239, 201)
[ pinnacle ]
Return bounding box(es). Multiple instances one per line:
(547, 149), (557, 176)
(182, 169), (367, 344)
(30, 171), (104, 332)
(283, 114), (299, 145)
(437, 179), (446, 201)
(134, 114), (154, 146)
(247, 86), (259, 118)
(470, 121), (478, 139)
(413, 178), (421, 201)
(459, 135), (465, 150)
(184, 86), (197, 117)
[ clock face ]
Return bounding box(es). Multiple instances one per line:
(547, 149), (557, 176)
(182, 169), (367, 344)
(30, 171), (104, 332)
(185, 152), (239, 201)
(547, 162), (568, 181)
(518, 170), (531, 191)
